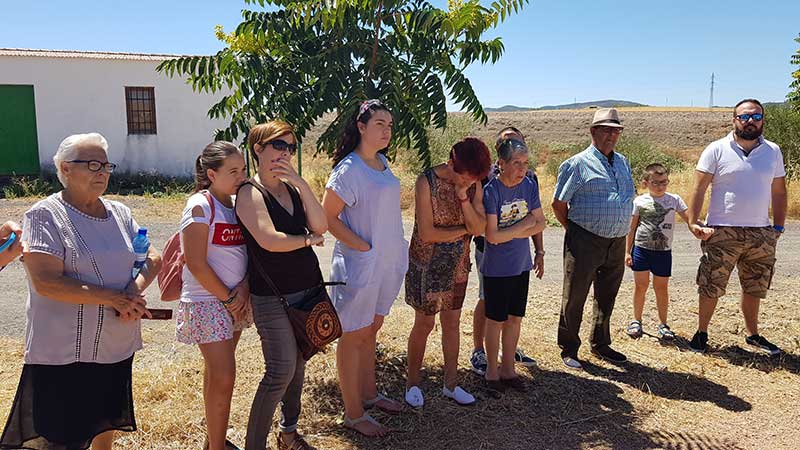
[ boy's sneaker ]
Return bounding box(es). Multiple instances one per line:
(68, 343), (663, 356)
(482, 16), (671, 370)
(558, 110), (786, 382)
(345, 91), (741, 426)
(745, 334), (782, 356)
(689, 331), (708, 353)
(514, 348), (537, 367)
(657, 324), (675, 340)
(470, 349), (488, 375)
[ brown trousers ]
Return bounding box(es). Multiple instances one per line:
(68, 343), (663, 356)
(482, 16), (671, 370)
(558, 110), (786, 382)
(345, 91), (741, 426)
(558, 222), (626, 358)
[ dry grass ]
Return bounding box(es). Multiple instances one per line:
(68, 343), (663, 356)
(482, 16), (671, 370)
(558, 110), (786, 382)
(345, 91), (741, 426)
(2, 276), (798, 450)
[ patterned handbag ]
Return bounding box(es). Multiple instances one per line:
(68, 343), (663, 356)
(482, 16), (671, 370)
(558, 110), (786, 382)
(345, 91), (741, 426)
(251, 256), (344, 360)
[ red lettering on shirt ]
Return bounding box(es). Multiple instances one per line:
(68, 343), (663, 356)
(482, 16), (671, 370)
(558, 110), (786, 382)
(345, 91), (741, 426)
(212, 223), (245, 246)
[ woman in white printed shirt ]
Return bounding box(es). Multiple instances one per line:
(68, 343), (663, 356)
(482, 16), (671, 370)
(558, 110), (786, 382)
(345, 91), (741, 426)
(177, 141), (251, 450)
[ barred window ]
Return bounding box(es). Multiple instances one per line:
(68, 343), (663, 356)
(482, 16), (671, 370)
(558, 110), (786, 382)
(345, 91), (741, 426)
(125, 87), (157, 135)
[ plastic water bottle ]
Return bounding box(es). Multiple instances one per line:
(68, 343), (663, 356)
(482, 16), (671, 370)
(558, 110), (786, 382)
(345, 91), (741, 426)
(131, 228), (150, 279)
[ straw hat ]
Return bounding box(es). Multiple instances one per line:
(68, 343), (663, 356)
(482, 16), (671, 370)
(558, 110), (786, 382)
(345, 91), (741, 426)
(590, 108), (624, 128)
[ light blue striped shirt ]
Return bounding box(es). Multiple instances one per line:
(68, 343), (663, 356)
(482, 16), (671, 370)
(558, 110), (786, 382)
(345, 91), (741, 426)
(553, 145), (635, 238)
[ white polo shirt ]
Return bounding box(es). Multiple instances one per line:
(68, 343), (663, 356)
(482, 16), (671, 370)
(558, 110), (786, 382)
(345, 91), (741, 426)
(697, 132), (785, 227)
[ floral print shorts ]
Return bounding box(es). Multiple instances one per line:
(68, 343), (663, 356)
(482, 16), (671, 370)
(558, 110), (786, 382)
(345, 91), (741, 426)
(176, 300), (253, 344)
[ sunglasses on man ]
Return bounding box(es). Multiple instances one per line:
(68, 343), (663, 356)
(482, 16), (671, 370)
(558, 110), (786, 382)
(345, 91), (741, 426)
(259, 139), (298, 155)
(735, 113), (763, 122)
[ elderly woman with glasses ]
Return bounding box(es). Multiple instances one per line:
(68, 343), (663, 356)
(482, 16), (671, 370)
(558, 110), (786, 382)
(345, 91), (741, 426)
(0, 133), (162, 450)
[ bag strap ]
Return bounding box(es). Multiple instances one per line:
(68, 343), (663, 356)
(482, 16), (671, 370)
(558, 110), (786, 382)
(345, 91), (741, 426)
(202, 190), (216, 224)
(249, 253), (291, 308)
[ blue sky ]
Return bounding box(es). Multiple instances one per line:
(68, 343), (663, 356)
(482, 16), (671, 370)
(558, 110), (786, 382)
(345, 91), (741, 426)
(2, 0), (798, 109)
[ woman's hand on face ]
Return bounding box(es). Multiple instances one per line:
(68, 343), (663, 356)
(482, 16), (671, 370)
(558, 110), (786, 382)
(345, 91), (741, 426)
(455, 180), (475, 201)
(110, 290), (151, 321)
(270, 158), (304, 187)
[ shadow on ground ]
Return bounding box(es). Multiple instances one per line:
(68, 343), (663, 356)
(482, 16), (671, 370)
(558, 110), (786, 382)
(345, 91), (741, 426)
(301, 345), (748, 450)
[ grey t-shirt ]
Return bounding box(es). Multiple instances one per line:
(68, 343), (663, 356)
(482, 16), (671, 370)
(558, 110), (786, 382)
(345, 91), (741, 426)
(22, 193), (143, 365)
(632, 192), (687, 251)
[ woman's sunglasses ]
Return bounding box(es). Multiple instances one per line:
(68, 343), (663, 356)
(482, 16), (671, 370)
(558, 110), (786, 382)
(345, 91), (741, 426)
(259, 139), (298, 154)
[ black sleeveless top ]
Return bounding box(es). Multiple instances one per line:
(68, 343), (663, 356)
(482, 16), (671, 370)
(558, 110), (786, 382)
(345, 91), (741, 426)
(237, 180), (323, 296)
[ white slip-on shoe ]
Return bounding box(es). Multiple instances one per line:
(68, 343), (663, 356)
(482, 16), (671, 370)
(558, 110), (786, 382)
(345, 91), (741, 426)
(405, 386), (424, 408)
(442, 385), (476, 406)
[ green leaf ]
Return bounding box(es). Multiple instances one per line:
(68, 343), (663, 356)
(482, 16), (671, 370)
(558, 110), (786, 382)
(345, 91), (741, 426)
(155, 0), (528, 162)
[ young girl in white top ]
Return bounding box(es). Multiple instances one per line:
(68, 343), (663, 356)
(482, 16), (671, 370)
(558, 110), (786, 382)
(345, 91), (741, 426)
(176, 141), (251, 450)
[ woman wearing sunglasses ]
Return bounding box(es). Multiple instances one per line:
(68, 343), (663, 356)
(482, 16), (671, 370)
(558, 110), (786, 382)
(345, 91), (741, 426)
(1, 133), (162, 450)
(235, 121), (326, 450)
(322, 99), (409, 437)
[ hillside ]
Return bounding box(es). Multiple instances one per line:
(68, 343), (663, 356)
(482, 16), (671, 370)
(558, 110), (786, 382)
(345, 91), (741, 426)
(485, 99), (647, 112)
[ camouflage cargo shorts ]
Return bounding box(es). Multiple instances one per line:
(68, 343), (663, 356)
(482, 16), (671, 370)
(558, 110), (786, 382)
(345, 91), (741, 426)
(697, 226), (779, 299)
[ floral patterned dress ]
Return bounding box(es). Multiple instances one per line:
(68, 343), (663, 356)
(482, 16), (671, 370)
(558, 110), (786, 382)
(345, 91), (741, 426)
(405, 167), (475, 315)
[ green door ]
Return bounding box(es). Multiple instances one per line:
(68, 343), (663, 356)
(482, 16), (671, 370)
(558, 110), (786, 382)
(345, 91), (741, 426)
(0, 85), (40, 175)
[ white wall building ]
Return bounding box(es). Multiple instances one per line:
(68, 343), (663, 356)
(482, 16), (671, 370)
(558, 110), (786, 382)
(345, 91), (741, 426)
(0, 48), (229, 177)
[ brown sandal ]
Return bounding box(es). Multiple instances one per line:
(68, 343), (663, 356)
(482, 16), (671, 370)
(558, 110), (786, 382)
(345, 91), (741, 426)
(275, 431), (317, 450)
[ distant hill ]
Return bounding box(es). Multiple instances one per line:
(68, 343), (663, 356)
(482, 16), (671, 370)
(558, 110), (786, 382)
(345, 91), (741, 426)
(484, 105), (536, 112)
(485, 99), (647, 112)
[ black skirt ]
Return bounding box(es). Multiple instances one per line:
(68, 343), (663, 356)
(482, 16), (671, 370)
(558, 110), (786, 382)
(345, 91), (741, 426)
(0, 355), (136, 450)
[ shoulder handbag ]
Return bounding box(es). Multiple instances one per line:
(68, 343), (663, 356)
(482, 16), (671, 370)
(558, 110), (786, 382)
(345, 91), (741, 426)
(249, 240), (345, 361)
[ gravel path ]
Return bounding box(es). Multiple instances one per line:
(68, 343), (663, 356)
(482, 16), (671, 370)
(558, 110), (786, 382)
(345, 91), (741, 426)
(2, 218), (799, 337)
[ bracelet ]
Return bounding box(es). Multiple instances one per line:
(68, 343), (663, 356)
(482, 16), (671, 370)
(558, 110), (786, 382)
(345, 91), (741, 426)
(458, 196), (470, 203)
(535, 251), (546, 256)
(220, 294), (236, 306)
(773, 224), (785, 233)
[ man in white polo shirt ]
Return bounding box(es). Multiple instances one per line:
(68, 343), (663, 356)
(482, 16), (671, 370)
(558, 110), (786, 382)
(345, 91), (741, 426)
(686, 98), (787, 355)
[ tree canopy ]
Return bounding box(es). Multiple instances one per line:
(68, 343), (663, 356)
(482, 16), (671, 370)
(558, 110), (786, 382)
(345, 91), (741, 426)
(789, 33), (800, 110)
(158, 0), (529, 167)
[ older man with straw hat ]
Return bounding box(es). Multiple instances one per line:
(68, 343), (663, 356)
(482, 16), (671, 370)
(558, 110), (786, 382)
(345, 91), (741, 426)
(551, 108), (636, 370)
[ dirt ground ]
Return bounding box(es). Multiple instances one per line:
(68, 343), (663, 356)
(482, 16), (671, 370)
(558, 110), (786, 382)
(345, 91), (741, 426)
(1, 110), (797, 450)
(0, 198), (798, 450)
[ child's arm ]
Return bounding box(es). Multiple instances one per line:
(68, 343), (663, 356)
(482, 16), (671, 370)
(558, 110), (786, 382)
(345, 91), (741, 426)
(625, 215), (639, 268)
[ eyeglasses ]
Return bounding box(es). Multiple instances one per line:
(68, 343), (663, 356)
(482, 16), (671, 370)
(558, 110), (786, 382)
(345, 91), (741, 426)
(66, 160), (117, 173)
(648, 180), (669, 187)
(735, 113), (763, 122)
(259, 139), (297, 154)
(595, 127), (623, 135)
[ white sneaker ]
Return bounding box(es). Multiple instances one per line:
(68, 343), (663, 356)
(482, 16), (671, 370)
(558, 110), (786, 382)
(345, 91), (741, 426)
(405, 386), (424, 408)
(442, 385), (476, 406)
